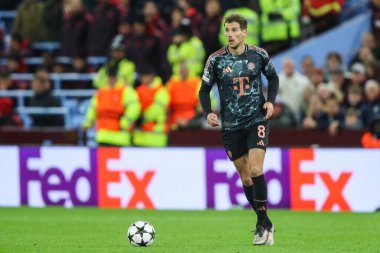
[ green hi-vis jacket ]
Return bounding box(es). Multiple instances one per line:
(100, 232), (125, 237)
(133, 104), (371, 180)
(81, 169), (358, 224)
(259, 0), (301, 42)
(92, 59), (136, 89)
(167, 36), (205, 79)
(133, 78), (170, 147)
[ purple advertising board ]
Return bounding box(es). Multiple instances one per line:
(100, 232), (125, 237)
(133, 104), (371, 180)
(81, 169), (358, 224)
(206, 148), (290, 209)
(20, 147), (98, 207)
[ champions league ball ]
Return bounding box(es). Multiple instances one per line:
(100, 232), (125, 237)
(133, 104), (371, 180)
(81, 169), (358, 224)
(127, 221), (156, 246)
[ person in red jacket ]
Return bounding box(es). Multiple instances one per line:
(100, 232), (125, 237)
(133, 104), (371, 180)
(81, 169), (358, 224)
(303, 0), (345, 35)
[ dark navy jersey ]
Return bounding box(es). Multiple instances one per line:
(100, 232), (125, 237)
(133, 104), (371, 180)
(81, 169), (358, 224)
(201, 44), (278, 131)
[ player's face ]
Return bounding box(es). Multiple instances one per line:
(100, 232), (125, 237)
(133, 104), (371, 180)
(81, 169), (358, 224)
(224, 22), (247, 49)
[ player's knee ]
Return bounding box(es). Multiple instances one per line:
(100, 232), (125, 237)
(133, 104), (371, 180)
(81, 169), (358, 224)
(241, 176), (252, 186)
(250, 165), (263, 177)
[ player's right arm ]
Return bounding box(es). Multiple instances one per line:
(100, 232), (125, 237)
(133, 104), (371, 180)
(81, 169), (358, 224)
(199, 55), (220, 127)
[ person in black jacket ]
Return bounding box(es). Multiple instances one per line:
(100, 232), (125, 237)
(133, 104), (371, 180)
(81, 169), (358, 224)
(28, 69), (63, 127)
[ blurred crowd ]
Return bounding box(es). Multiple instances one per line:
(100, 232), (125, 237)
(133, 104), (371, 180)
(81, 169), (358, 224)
(0, 0), (380, 146)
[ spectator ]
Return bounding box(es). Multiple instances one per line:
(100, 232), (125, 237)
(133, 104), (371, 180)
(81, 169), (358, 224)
(127, 16), (161, 75)
(327, 69), (349, 103)
(167, 18), (205, 79)
(27, 73), (64, 127)
(167, 62), (206, 130)
(350, 33), (380, 66)
(270, 99), (297, 128)
(143, 0), (168, 37)
(363, 79), (380, 124)
(133, 68), (170, 147)
(259, 0), (301, 55)
(1, 69), (28, 91)
(59, 0), (91, 57)
(309, 67), (325, 88)
(83, 65), (141, 146)
(7, 33), (31, 57)
(365, 60), (380, 82)
(43, 0), (64, 42)
(176, 0), (203, 36)
(301, 92), (322, 129)
(117, 17), (134, 42)
(343, 85), (369, 127)
(93, 35), (135, 89)
(347, 63), (367, 95)
(324, 52), (344, 80)
(87, 0), (121, 56)
(343, 108), (363, 129)
(278, 58), (309, 119)
(303, 0), (345, 35)
(350, 45), (379, 68)
(62, 53), (94, 89)
(0, 70), (19, 110)
(301, 55), (315, 81)
(316, 83), (332, 103)
(369, 0), (380, 45)
(12, 0), (46, 43)
(315, 94), (345, 136)
(0, 98), (23, 127)
(115, 0), (131, 18)
(0, 70), (18, 91)
(199, 0), (222, 61)
(160, 5), (186, 81)
(6, 53), (27, 74)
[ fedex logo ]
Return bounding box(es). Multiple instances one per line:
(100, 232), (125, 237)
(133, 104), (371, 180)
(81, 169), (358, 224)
(206, 149), (290, 210)
(98, 148), (156, 209)
(290, 149), (352, 211)
(20, 147), (97, 207)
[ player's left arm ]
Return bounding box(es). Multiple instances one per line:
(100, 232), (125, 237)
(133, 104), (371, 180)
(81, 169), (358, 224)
(261, 50), (279, 121)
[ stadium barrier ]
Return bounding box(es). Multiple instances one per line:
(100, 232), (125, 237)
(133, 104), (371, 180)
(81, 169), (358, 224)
(1, 146), (379, 212)
(0, 128), (367, 147)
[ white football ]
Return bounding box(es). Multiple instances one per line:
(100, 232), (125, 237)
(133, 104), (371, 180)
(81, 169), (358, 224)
(127, 221), (156, 246)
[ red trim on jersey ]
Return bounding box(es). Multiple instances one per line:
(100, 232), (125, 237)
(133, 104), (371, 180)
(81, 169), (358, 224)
(205, 48), (226, 69)
(248, 45), (269, 57)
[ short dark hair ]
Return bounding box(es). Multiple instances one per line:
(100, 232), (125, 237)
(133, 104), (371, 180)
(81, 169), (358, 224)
(224, 14), (247, 30)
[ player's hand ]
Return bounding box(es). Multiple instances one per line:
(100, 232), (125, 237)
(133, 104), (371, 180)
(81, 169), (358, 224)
(263, 102), (274, 121)
(207, 112), (221, 127)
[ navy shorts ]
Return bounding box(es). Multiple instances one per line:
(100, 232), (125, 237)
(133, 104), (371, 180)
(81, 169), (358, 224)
(222, 121), (269, 161)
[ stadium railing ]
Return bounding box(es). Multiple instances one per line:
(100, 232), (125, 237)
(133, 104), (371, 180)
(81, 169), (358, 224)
(0, 88), (95, 128)
(0, 56), (107, 70)
(10, 72), (97, 90)
(0, 72), (96, 129)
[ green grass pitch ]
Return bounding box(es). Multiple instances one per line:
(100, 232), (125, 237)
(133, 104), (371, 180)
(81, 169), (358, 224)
(0, 207), (379, 253)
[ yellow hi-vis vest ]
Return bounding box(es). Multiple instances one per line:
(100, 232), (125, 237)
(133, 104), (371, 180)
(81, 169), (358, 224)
(259, 0), (301, 42)
(83, 85), (141, 146)
(133, 79), (170, 147)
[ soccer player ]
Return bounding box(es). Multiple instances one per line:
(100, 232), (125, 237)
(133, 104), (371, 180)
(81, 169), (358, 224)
(199, 14), (279, 246)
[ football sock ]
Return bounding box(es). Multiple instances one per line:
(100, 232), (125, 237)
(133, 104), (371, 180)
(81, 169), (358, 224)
(252, 175), (272, 228)
(243, 183), (256, 211)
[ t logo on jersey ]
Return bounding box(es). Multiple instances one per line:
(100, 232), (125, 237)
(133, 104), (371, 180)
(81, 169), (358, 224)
(232, 77), (250, 96)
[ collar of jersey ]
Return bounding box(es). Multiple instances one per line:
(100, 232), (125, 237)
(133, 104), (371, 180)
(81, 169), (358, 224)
(225, 44), (248, 55)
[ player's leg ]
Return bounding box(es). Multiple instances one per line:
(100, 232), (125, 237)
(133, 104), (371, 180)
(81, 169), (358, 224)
(249, 148), (274, 245)
(248, 148), (272, 228)
(247, 122), (274, 246)
(232, 154), (256, 210)
(222, 130), (256, 210)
